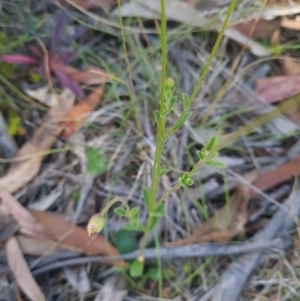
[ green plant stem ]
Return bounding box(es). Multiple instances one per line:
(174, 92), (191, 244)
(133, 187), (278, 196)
(164, 109), (188, 139)
(189, 0), (238, 105)
(100, 197), (130, 216)
(139, 0), (167, 258)
(157, 182), (181, 205)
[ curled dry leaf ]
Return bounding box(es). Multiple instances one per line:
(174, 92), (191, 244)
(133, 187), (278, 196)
(60, 84), (106, 137)
(5, 236), (46, 301)
(0, 89), (75, 193)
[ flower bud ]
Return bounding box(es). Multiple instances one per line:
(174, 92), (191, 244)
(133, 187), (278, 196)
(86, 214), (105, 236)
(165, 77), (175, 90)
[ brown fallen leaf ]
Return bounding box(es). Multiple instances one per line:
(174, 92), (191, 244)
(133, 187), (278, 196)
(5, 236), (46, 301)
(17, 235), (69, 256)
(50, 58), (112, 85)
(0, 188), (125, 265)
(30, 210), (124, 262)
(250, 155), (300, 196)
(0, 89), (75, 193)
(233, 18), (280, 39)
(255, 75), (300, 104)
(0, 188), (45, 237)
(166, 171), (258, 246)
(60, 84), (106, 137)
(281, 17), (300, 30)
(281, 58), (300, 76)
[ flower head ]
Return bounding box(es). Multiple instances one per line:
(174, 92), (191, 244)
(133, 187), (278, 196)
(86, 214), (105, 236)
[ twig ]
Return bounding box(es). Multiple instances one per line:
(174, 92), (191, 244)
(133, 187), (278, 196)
(0, 238), (285, 277)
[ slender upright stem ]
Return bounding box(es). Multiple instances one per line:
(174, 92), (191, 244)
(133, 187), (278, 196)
(139, 0), (167, 258)
(188, 0), (238, 105)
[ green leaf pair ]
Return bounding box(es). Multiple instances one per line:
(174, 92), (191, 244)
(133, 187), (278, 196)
(195, 131), (226, 168)
(179, 173), (194, 187)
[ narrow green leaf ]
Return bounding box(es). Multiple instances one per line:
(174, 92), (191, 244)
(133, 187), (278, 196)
(172, 111), (192, 132)
(123, 223), (146, 232)
(196, 150), (204, 160)
(205, 135), (217, 152)
(161, 108), (172, 116)
(149, 203), (164, 230)
(154, 110), (160, 124)
(130, 207), (139, 218)
(168, 95), (177, 109)
(206, 160), (226, 168)
(130, 219), (139, 229)
(142, 185), (150, 210)
(130, 260), (144, 277)
(114, 207), (126, 217)
(182, 93), (190, 110)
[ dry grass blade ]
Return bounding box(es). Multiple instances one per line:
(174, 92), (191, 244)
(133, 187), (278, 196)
(5, 236), (46, 301)
(0, 89), (75, 193)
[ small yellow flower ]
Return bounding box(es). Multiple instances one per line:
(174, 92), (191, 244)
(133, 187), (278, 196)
(86, 214), (105, 236)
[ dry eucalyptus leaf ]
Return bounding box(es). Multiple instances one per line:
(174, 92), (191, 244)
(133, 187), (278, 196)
(17, 235), (67, 256)
(0, 89), (75, 193)
(5, 236), (46, 301)
(60, 84), (106, 138)
(0, 187), (45, 237)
